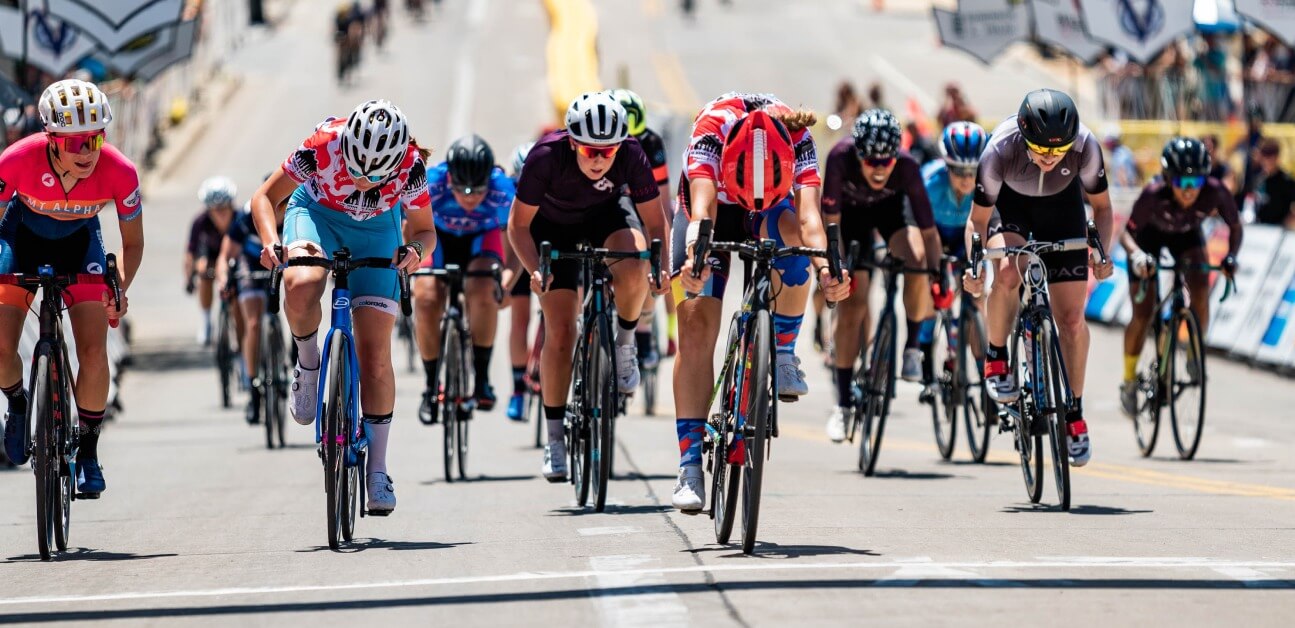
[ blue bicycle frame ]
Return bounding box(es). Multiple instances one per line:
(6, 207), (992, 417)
(315, 286), (369, 467)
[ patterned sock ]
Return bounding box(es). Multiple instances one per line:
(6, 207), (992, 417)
(1, 380), (26, 417)
(772, 313), (803, 355)
(76, 407), (105, 461)
(363, 413), (393, 474)
(676, 418), (706, 466)
(544, 405), (566, 446)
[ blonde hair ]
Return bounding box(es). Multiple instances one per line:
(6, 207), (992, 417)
(771, 107), (817, 133)
(410, 137), (432, 162)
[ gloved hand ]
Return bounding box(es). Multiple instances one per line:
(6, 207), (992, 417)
(1220, 255), (1238, 278)
(930, 279), (955, 311)
(1130, 251), (1156, 279)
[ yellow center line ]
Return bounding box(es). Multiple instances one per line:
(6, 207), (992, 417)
(650, 51), (701, 115)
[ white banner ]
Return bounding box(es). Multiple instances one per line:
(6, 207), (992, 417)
(1256, 272), (1295, 365)
(45, 0), (185, 53)
(1079, 0), (1197, 64)
(1231, 233), (1295, 357)
(1235, 0), (1295, 48)
(933, 0), (1032, 65)
(1207, 224), (1283, 349)
(1029, 0), (1105, 64)
(0, 7), (99, 77)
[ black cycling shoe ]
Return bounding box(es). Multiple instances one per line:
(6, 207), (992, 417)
(3, 407), (28, 466)
(474, 384), (496, 412)
(246, 387), (262, 425)
(418, 389), (438, 425)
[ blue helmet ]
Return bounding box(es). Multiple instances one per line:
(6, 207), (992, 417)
(939, 121), (988, 168)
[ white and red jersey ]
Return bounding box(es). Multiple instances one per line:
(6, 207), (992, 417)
(683, 92), (820, 206)
(281, 117), (430, 221)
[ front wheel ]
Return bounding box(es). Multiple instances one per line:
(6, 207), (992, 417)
(1012, 327), (1044, 504)
(439, 318), (461, 483)
(590, 320), (615, 513)
(322, 330), (350, 550)
(857, 312), (895, 476)
(1169, 309), (1206, 460)
(739, 311), (773, 554)
(712, 313), (743, 544)
(1132, 321), (1163, 457)
(930, 313), (956, 460)
(215, 303), (234, 409)
(30, 351), (58, 560)
(959, 302), (992, 463)
(1039, 322), (1071, 511)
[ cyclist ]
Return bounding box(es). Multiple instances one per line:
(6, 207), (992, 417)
(505, 141), (536, 421)
(250, 99), (434, 515)
(186, 177), (238, 345)
(414, 134), (514, 424)
(217, 194), (287, 425)
(0, 79), (139, 496)
(507, 91), (668, 482)
(672, 92), (849, 512)
(611, 88), (679, 363)
(822, 109), (944, 443)
(1119, 137), (1241, 416)
(962, 88), (1115, 467)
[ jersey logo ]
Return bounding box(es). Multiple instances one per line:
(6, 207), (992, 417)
(41, 173), (56, 187)
(593, 178), (614, 192)
(85, 262), (103, 274)
(1061, 168), (1072, 176)
(123, 189), (141, 208)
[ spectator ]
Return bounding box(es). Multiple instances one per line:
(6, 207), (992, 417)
(904, 120), (938, 166)
(1194, 34), (1233, 121)
(1202, 134), (1236, 194)
(1101, 124), (1141, 188)
(937, 82), (977, 128)
(834, 81), (862, 124)
(1254, 140), (1295, 229)
(867, 81), (887, 111)
(1234, 103), (1267, 206)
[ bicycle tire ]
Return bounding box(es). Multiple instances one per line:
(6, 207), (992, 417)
(271, 315), (288, 449)
(341, 437), (358, 542)
(1040, 322), (1071, 511)
(591, 319), (615, 512)
(1132, 319), (1163, 457)
(1169, 309), (1207, 460)
(55, 352), (73, 551)
(216, 304), (233, 409)
(31, 350), (56, 560)
(570, 340), (591, 508)
(712, 314), (743, 544)
(858, 312), (895, 476)
(930, 313), (956, 460)
(1012, 328), (1044, 504)
(740, 310), (772, 554)
(960, 304), (992, 463)
(529, 382), (543, 449)
(261, 316), (279, 449)
(322, 330), (348, 550)
(440, 317), (459, 483)
(455, 320), (472, 481)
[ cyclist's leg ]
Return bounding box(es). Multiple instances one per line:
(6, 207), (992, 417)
(0, 222), (37, 463)
(1122, 231), (1162, 380)
(413, 232), (451, 394)
(887, 224), (934, 381)
(507, 274), (532, 415)
(757, 201), (813, 396)
(528, 212), (583, 450)
(465, 230), (505, 406)
(281, 196), (333, 423)
(832, 206), (877, 410)
(1177, 231), (1211, 337)
(982, 219), (1026, 402)
(63, 227), (113, 487)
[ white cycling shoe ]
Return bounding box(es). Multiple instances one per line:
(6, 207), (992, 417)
(290, 365), (319, 425)
(826, 407), (847, 443)
(615, 344), (640, 393)
(366, 472), (396, 515)
(542, 441), (569, 482)
(672, 465), (705, 514)
(776, 353), (809, 398)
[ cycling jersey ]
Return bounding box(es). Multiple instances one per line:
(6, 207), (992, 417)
(974, 117), (1108, 207)
(1126, 178), (1241, 257)
(637, 127), (669, 186)
(921, 160), (971, 231)
(821, 140), (933, 229)
(514, 129), (658, 225)
(281, 117), (430, 221)
(428, 162), (514, 235)
(188, 210), (226, 263)
(226, 209), (271, 268)
(684, 92), (820, 206)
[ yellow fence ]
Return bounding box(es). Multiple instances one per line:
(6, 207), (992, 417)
(1115, 120), (1295, 179)
(543, 0), (602, 124)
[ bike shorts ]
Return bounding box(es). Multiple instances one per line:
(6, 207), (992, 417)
(511, 270), (532, 297)
(0, 215), (109, 308)
(529, 197), (639, 292)
(1126, 226), (1207, 281)
(234, 261), (271, 303)
(833, 205), (908, 266)
(989, 178), (1089, 284)
(283, 189), (403, 315)
(669, 195), (796, 303)
(421, 227), (504, 270)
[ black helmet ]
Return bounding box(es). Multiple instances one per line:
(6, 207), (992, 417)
(1017, 88), (1079, 148)
(1160, 137), (1211, 178)
(446, 134), (495, 191)
(852, 109), (902, 159)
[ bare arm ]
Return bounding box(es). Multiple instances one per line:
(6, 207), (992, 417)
(794, 186), (829, 268)
(117, 214), (144, 292)
(400, 203), (437, 270)
(507, 199), (541, 274)
(215, 235), (236, 290)
(251, 167), (299, 264)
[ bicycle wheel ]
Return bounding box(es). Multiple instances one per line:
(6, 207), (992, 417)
(528, 380), (543, 449)
(440, 318), (459, 483)
(739, 310), (773, 554)
(322, 330), (349, 550)
(30, 350), (57, 560)
(1012, 328), (1044, 504)
(261, 316), (279, 449)
(1169, 309), (1206, 460)
(1039, 322), (1071, 511)
(1129, 316), (1162, 457)
(216, 304), (233, 408)
(642, 319), (659, 416)
(270, 315), (288, 449)
(570, 341), (592, 508)
(930, 313), (956, 460)
(454, 323), (472, 481)
(857, 312), (895, 476)
(712, 314), (743, 544)
(960, 303), (992, 463)
(590, 320), (615, 512)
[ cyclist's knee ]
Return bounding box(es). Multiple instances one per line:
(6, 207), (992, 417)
(1053, 305), (1086, 335)
(993, 261), (1022, 291)
(545, 322), (576, 354)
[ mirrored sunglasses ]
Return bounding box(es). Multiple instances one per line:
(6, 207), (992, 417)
(1172, 175), (1205, 190)
(347, 165), (387, 183)
(949, 165), (978, 178)
(54, 130), (105, 153)
(573, 142), (620, 159)
(1024, 138), (1074, 157)
(860, 155), (896, 168)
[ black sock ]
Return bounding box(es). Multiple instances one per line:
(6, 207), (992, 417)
(635, 330), (652, 357)
(423, 359), (439, 391)
(986, 343), (1006, 363)
(919, 342), (935, 382)
(1, 380), (26, 416)
(1069, 396), (1083, 422)
(512, 366), (526, 394)
(905, 319), (920, 349)
(835, 367), (854, 408)
(77, 407), (105, 461)
(473, 346), (492, 391)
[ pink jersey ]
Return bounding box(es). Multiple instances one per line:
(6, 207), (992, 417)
(0, 132), (141, 239)
(684, 92), (820, 206)
(281, 117), (431, 220)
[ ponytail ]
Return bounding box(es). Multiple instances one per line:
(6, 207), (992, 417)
(771, 107), (818, 133)
(410, 137), (432, 162)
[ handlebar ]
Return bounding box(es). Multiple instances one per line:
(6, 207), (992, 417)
(535, 240), (661, 293)
(0, 254), (123, 328)
(413, 263), (506, 304)
(1132, 262), (1237, 304)
(267, 245), (413, 316)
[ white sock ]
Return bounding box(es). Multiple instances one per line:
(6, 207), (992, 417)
(616, 317), (637, 346)
(366, 420), (390, 475)
(293, 330), (320, 370)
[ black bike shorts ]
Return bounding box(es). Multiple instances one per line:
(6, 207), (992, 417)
(990, 178), (1089, 284)
(528, 197), (639, 292)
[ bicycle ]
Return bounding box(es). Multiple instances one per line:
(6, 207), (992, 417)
(267, 246), (412, 550)
(925, 256), (994, 463)
(639, 316), (662, 416)
(523, 316), (545, 448)
(214, 259), (241, 409)
(968, 221), (1105, 511)
(396, 312), (416, 374)
(844, 249), (937, 477)
(694, 219), (843, 554)
(2, 255), (122, 560)
(412, 263), (502, 482)
(1128, 261), (1234, 460)
(247, 269), (289, 450)
(537, 239), (662, 512)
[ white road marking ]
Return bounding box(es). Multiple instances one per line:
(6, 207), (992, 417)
(1232, 437), (1269, 449)
(579, 526), (642, 537)
(587, 555), (689, 627)
(869, 54), (938, 116)
(878, 557), (982, 587)
(6, 559), (1295, 607)
(1212, 566), (1288, 588)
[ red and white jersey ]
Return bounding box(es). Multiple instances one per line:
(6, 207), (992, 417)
(683, 92), (820, 205)
(281, 117), (430, 221)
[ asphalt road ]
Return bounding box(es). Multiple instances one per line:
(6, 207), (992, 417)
(2, 2), (1294, 626)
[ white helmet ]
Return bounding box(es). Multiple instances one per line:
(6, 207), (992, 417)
(39, 79), (112, 133)
(341, 99), (410, 180)
(511, 141), (535, 178)
(198, 176), (238, 207)
(565, 91), (628, 146)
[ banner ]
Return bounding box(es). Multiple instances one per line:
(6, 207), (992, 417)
(1029, 0), (1105, 65)
(45, 0), (185, 53)
(1087, 244), (1131, 322)
(1256, 272), (1295, 365)
(0, 7), (98, 77)
(1235, 0), (1295, 48)
(1231, 233), (1295, 357)
(1206, 224), (1282, 350)
(933, 0), (1032, 65)
(1079, 0), (1197, 64)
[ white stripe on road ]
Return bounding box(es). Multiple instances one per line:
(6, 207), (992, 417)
(3, 558), (1295, 607)
(1212, 566), (1287, 588)
(579, 526), (643, 537)
(587, 555), (689, 627)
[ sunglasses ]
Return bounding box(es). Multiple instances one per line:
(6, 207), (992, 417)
(347, 165), (387, 184)
(572, 142), (620, 160)
(949, 165), (978, 178)
(1172, 175), (1205, 190)
(859, 155), (895, 168)
(52, 130), (105, 153)
(1024, 138), (1074, 157)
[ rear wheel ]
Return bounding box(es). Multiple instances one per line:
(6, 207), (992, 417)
(858, 312), (894, 476)
(739, 311), (773, 555)
(1169, 309), (1206, 460)
(31, 351), (56, 561)
(1132, 321), (1163, 457)
(440, 318), (459, 483)
(1040, 322), (1071, 511)
(322, 331), (349, 550)
(960, 304), (992, 463)
(215, 303), (234, 408)
(454, 321), (472, 480)
(930, 313), (956, 460)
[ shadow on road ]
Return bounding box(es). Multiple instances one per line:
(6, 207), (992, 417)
(687, 543), (880, 560)
(421, 474), (536, 485)
(547, 504), (672, 516)
(941, 459), (1015, 467)
(4, 548), (178, 563)
(615, 472), (677, 481)
(296, 539), (472, 554)
(862, 469), (962, 481)
(999, 504), (1153, 516)
(126, 342), (212, 372)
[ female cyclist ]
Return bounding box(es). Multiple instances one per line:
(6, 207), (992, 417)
(186, 177), (238, 345)
(251, 99), (434, 515)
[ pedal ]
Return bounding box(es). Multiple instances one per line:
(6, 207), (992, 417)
(544, 474), (568, 484)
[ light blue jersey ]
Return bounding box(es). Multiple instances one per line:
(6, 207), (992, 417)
(922, 160), (972, 257)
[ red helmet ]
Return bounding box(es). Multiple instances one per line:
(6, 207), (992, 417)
(720, 109), (795, 212)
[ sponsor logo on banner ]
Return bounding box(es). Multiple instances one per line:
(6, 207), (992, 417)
(932, 0), (1031, 65)
(1080, 0), (1196, 64)
(1231, 234), (1295, 358)
(1207, 224), (1283, 350)
(1256, 273), (1295, 365)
